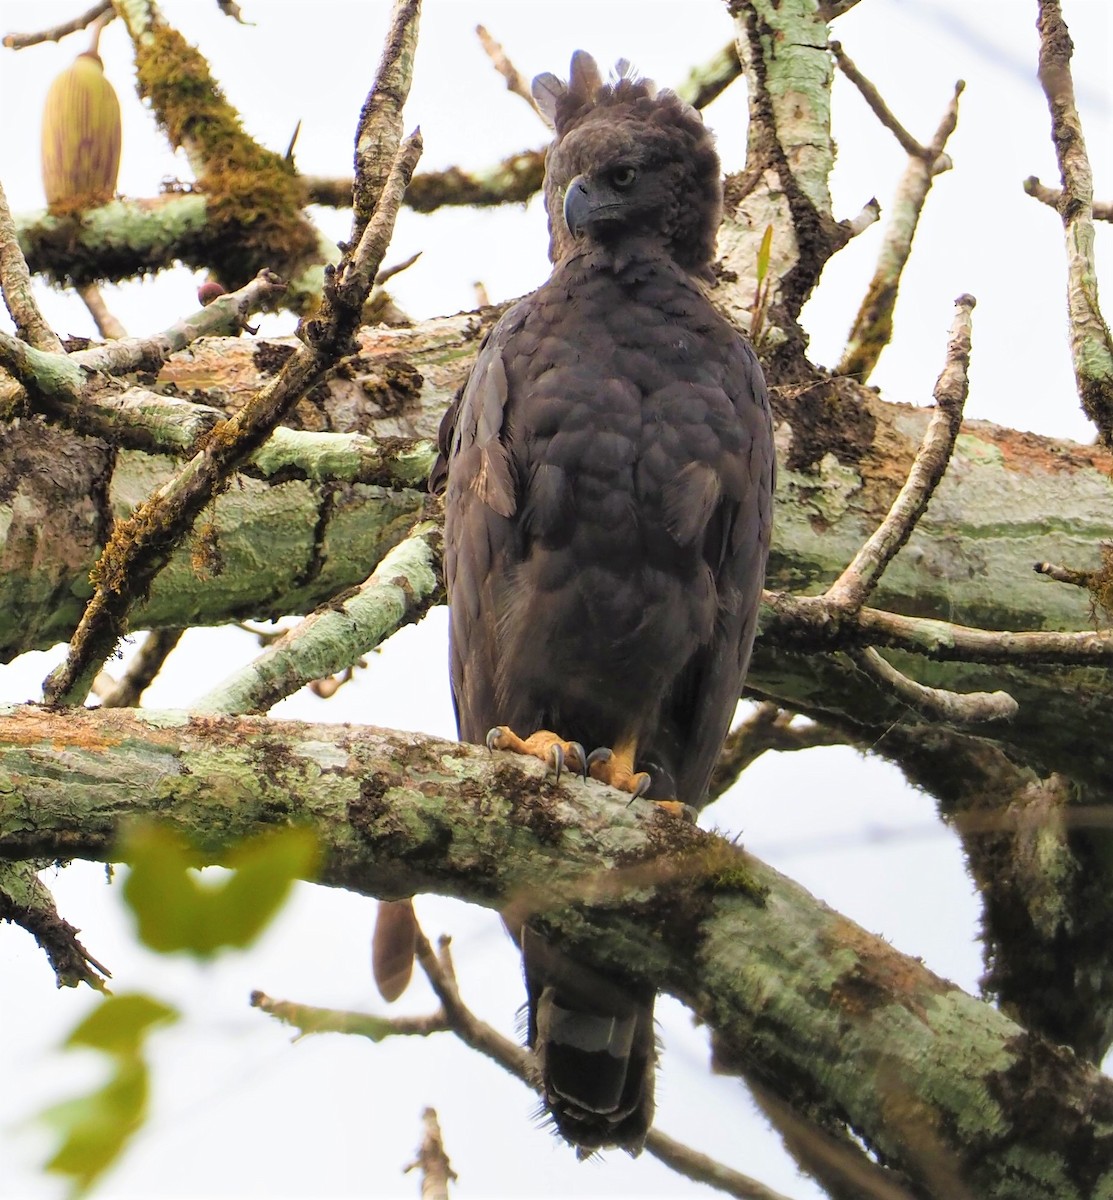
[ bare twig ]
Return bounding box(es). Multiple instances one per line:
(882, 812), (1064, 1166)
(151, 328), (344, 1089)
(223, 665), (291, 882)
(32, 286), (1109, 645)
(709, 704), (846, 800)
(0, 269), (285, 420)
(830, 41), (926, 160)
(353, 0), (420, 236)
(77, 283), (128, 339)
(1035, 0), (1113, 444)
(646, 1129), (799, 1200)
(42, 1), (424, 708)
(375, 251), (422, 286)
(2, 1), (112, 49)
(0, 180), (63, 353)
(850, 647), (1017, 724)
(1034, 560), (1095, 588)
(404, 1108), (457, 1200)
(250, 990), (449, 1040)
(0, 862), (110, 989)
(828, 296), (974, 611)
(837, 80), (964, 382)
(476, 25), (542, 118)
(676, 42), (742, 111)
(763, 587), (1113, 667)
(96, 627), (185, 707)
(1025, 176), (1113, 222)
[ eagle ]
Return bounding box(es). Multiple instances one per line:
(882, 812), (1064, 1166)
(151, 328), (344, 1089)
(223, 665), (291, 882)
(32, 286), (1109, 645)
(432, 51), (774, 1154)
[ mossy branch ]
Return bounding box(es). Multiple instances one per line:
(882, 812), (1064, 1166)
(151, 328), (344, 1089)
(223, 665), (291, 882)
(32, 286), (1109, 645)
(1, 704), (1111, 1199)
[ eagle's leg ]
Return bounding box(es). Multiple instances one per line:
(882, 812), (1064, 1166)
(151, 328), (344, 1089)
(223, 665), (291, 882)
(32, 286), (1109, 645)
(587, 742), (694, 821)
(486, 726), (587, 781)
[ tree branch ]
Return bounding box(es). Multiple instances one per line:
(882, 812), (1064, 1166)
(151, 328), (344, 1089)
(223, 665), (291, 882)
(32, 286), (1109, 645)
(0, 180), (63, 353)
(41, 3), (424, 708)
(1025, 176), (1113, 223)
(2, 2), (112, 49)
(1034, 0), (1113, 445)
(1, 704), (1110, 1198)
(827, 296), (973, 611)
(96, 627), (185, 707)
(0, 860), (110, 989)
(835, 64), (963, 383)
(193, 517), (443, 714)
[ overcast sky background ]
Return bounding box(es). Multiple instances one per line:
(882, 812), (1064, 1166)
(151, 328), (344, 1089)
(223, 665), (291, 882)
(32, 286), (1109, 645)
(0, 2), (1110, 1198)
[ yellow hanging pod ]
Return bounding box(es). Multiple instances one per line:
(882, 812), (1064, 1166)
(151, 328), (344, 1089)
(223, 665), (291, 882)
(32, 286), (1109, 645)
(41, 50), (122, 212)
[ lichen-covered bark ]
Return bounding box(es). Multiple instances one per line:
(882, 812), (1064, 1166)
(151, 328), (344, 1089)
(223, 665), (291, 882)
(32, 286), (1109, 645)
(0, 704), (1110, 1199)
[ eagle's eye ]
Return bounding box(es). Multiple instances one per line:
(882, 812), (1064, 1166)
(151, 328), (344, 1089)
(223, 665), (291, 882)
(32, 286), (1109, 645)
(610, 165), (637, 191)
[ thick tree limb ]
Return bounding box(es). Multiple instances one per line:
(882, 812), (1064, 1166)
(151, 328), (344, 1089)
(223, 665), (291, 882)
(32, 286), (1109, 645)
(0, 704), (1111, 1199)
(1034, 0), (1113, 444)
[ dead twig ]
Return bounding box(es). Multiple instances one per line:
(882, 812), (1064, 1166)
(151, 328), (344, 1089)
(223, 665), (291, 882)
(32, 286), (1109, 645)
(476, 25), (542, 119)
(1024, 176), (1113, 222)
(709, 704), (846, 800)
(0, 862), (110, 989)
(404, 1108), (457, 1200)
(850, 647), (1017, 724)
(836, 63), (964, 383)
(0, 179), (63, 353)
(830, 41), (927, 160)
(829, 296), (974, 612)
(2, 1), (112, 49)
(96, 627), (185, 708)
(77, 283), (128, 339)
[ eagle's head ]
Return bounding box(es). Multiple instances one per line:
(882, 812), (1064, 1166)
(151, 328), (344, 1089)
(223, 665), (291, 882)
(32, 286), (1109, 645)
(532, 51), (722, 274)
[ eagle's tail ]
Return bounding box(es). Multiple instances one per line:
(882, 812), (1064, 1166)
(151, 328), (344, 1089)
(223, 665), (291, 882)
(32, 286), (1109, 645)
(519, 924), (655, 1156)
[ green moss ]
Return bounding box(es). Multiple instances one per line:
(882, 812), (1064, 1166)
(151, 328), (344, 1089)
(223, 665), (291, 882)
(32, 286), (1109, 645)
(133, 26), (317, 291)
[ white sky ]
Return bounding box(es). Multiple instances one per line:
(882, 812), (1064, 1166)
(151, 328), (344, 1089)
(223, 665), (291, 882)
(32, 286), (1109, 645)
(0, 2), (1110, 1198)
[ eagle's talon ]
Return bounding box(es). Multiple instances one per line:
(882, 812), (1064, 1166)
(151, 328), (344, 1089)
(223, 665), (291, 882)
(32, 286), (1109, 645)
(485, 726), (507, 752)
(548, 742), (565, 780)
(569, 742), (588, 779)
(586, 746), (612, 769)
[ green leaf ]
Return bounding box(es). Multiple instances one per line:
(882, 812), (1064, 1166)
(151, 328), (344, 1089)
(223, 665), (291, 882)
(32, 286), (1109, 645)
(66, 993), (179, 1055)
(119, 824), (213, 955)
(42, 1057), (148, 1195)
(215, 826), (321, 949)
(756, 223), (774, 287)
(41, 992), (178, 1196)
(120, 823), (319, 958)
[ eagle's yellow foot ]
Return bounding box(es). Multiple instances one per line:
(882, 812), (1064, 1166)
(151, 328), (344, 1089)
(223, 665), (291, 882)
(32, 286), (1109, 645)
(587, 745), (696, 822)
(485, 726), (587, 781)
(585, 745), (651, 798)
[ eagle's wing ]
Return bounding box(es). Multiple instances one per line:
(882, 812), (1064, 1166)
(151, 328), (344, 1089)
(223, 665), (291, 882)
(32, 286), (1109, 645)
(436, 305), (527, 743)
(660, 335), (775, 805)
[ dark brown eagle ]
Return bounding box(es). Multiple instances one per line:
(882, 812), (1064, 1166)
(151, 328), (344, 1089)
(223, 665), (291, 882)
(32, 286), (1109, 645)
(432, 51), (774, 1154)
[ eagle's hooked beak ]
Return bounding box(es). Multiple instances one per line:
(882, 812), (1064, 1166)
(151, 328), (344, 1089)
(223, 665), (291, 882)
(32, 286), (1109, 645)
(563, 174), (626, 238)
(563, 175), (592, 237)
